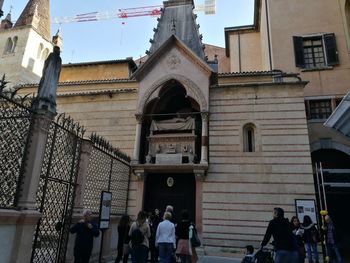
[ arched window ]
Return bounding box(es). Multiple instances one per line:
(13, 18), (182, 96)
(243, 123), (256, 152)
(4, 37), (13, 54)
(12, 36), (18, 53)
(37, 43), (44, 59)
(41, 48), (49, 60)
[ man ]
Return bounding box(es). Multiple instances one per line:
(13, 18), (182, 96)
(70, 209), (100, 263)
(261, 207), (298, 263)
(323, 215), (343, 263)
(156, 212), (176, 263)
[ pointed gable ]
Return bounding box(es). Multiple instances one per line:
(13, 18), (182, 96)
(133, 35), (212, 81)
(149, 0), (205, 60)
(14, 0), (51, 40)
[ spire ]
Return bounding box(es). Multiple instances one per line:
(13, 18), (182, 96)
(14, 0), (51, 40)
(1, 8), (13, 29)
(148, 0), (205, 59)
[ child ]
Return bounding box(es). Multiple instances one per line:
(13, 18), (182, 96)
(241, 245), (255, 263)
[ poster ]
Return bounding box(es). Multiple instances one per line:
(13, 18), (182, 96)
(99, 191), (112, 229)
(295, 199), (317, 224)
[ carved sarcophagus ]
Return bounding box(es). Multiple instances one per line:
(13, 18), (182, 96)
(146, 117), (196, 164)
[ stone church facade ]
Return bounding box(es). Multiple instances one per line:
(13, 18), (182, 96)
(3, 0), (343, 255)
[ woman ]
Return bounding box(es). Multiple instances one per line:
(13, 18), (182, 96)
(302, 215), (319, 263)
(291, 216), (305, 263)
(115, 214), (131, 263)
(129, 211), (151, 263)
(156, 212), (176, 263)
(189, 224), (199, 263)
(175, 210), (192, 263)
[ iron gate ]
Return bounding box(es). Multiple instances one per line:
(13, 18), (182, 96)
(30, 116), (84, 263)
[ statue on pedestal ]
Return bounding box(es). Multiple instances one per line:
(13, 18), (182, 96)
(32, 46), (62, 115)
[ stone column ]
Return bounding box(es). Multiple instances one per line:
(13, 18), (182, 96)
(66, 139), (93, 263)
(16, 113), (53, 210)
(200, 112), (209, 164)
(73, 139), (93, 213)
(132, 114), (143, 164)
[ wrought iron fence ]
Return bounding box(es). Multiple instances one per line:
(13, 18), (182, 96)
(0, 93), (33, 209)
(84, 134), (130, 215)
(31, 114), (84, 263)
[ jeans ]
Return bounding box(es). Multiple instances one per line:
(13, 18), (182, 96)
(158, 242), (174, 263)
(326, 243), (343, 263)
(275, 250), (299, 263)
(131, 245), (149, 263)
(305, 242), (319, 262)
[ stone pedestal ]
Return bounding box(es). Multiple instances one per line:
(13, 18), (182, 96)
(0, 209), (41, 263)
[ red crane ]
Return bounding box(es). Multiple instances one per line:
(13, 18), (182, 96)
(53, 1), (215, 24)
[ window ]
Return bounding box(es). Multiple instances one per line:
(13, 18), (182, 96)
(293, 33), (339, 69)
(3, 37), (13, 54)
(41, 48), (49, 60)
(309, 100), (332, 119)
(243, 123), (255, 152)
(37, 43), (44, 59)
(12, 36), (18, 53)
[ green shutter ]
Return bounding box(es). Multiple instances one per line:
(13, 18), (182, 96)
(324, 33), (339, 66)
(293, 36), (305, 68)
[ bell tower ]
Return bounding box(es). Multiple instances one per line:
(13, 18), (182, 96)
(0, 0), (54, 87)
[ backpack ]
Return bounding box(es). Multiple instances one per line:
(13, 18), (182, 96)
(131, 225), (144, 246)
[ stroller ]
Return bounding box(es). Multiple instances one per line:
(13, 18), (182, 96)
(254, 247), (275, 263)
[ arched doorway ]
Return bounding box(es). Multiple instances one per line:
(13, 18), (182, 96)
(312, 149), (350, 259)
(144, 173), (196, 222)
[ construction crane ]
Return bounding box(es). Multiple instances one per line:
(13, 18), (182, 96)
(53, 0), (216, 24)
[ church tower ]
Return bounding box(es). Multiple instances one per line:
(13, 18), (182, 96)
(0, 0), (54, 87)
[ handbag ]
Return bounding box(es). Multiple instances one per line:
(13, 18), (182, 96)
(190, 225), (201, 248)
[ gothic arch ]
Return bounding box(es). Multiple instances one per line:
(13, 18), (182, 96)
(138, 74), (208, 114)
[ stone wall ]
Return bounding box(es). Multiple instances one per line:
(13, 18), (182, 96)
(204, 82), (315, 251)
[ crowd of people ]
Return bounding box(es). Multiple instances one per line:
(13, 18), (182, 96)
(242, 208), (343, 263)
(68, 207), (343, 263)
(115, 205), (199, 263)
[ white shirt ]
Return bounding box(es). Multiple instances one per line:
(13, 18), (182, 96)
(155, 219), (176, 248)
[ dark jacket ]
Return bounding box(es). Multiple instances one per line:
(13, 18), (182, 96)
(176, 220), (191, 239)
(302, 223), (318, 244)
(261, 218), (297, 251)
(70, 221), (99, 254)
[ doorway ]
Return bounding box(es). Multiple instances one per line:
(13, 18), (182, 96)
(144, 173), (196, 223)
(312, 149), (350, 260)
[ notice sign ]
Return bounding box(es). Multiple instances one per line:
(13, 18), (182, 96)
(99, 191), (112, 229)
(295, 199), (317, 224)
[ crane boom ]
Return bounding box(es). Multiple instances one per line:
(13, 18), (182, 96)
(53, 1), (216, 24)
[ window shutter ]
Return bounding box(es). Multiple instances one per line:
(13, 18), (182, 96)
(324, 33), (339, 66)
(293, 36), (305, 68)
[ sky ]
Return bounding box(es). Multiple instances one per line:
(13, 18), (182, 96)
(2, 0), (254, 63)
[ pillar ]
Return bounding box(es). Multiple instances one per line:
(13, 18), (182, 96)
(66, 139), (93, 263)
(16, 113), (53, 210)
(132, 114), (143, 164)
(200, 112), (209, 164)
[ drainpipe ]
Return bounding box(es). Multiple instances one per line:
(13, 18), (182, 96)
(265, 0), (273, 71)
